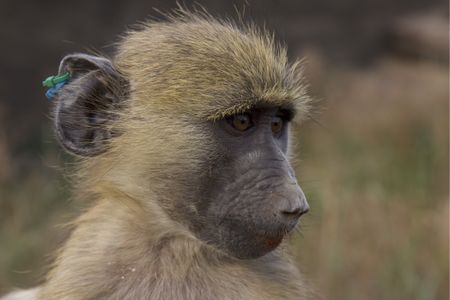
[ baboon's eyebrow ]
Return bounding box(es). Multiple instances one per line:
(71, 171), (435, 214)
(277, 106), (296, 121)
(207, 101), (297, 121)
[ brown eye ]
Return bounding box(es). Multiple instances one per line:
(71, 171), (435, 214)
(229, 114), (253, 131)
(271, 116), (283, 134)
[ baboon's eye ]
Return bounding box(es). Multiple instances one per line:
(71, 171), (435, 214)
(271, 116), (283, 134)
(228, 113), (253, 131)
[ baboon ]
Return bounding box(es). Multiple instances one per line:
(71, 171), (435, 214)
(2, 10), (316, 300)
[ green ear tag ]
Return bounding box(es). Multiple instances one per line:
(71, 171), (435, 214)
(42, 72), (70, 88)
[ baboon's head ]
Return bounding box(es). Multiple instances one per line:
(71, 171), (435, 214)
(53, 12), (310, 259)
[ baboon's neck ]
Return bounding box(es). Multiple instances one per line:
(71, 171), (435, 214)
(39, 199), (308, 300)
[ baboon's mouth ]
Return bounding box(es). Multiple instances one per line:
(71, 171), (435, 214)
(264, 236), (283, 249)
(254, 229), (286, 251)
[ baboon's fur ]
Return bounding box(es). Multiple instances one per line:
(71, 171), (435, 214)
(34, 11), (314, 300)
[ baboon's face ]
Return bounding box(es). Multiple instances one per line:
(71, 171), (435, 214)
(52, 53), (308, 260)
(193, 106), (309, 259)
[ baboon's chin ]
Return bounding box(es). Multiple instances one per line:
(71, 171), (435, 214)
(218, 222), (288, 260)
(228, 235), (284, 260)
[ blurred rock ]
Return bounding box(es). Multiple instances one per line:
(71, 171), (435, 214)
(386, 10), (449, 64)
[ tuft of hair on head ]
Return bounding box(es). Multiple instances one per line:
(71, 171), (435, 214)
(114, 6), (311, 125)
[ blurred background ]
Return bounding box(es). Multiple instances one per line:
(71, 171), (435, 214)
(0, 1), (448, 299)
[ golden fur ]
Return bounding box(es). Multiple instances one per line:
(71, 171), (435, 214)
(14, 10), (315, 300)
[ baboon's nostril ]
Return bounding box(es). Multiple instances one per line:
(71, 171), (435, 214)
(276, 182), (309, 220)
(281, 206), (308, 218)
(282, 207), (301, 216)
(281, 202), (309, 218)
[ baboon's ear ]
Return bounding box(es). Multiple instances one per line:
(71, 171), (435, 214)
(53, 53), (129, 157)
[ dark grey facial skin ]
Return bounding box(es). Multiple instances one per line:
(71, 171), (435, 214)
(194, 107), (309, 259)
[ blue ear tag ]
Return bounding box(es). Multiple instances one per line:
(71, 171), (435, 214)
(42, 73), (70, 100)
(45, 82), (67, 99)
